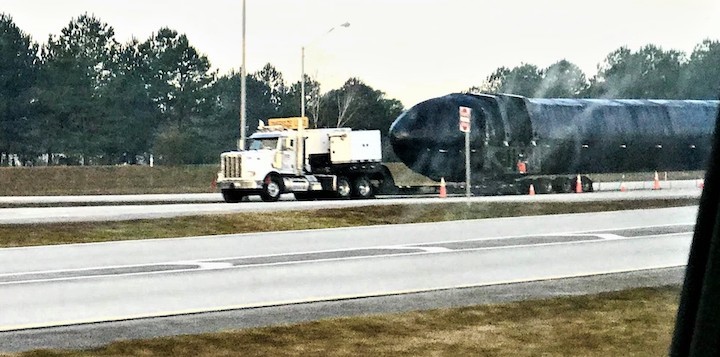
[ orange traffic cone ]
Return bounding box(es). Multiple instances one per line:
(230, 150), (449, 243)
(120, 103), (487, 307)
(528, 183), (536, 196)
(575, 174), (583, 193)
(439, 177), (447, 198)
(652, 171), (661, 190)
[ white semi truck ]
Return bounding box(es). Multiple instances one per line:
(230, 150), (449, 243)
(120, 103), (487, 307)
(216, 117), (392, 202)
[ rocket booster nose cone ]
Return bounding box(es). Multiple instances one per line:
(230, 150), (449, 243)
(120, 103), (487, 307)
(389, 112), (411, 140)
(389, 111), (417, 157)
(387, 93), (488, 182)
(389, 127), (410, 140)
(388, 128), (412, 150)
(389, 110), (421, 167)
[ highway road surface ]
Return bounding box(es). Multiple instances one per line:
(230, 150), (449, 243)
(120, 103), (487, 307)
(0, 187), (702, 224)
(0, 205), (697, 352)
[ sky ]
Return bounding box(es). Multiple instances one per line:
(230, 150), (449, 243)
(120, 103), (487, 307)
(3, 0), (720, 107)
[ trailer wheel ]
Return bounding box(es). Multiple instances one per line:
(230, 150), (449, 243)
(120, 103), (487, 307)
(260, 175), (283, 202)
(581, 176), (594, 192)
(336, 176), (351, 199)
(535, 178), (554, 194)
(352, 176), (374, 199)
(553, 177), (573, 193)
(221, 189), (245, 203)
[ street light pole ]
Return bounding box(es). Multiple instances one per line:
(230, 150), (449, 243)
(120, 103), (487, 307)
(297, 22), (350, 175)
(298, 45), (305, 175)
(301, 45), (306, 119)
(300, 22), (350, 119)
(239, 0), (247, 151)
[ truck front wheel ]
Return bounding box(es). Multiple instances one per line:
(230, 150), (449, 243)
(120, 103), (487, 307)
(222, 189), (245, 203)
(261, 175), (283, 202)
(294, 192), (316, 201)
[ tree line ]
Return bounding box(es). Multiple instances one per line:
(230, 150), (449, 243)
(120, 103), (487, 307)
(471, 42), (720, 99)
(2, 12), (719, 166)
(0, 13), (403, 166)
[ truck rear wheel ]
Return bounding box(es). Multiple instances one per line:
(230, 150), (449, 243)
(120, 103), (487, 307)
(336, 176), (351, 199)
(222, 189), (245, 203)
(352, 176), (374, 199)
(261, 175), (283, 202)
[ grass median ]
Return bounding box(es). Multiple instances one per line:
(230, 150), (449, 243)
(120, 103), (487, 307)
(0, 198), (699, 248)
(9, 286), (680, 356)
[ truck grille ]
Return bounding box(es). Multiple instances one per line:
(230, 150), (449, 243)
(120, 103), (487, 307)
(222, 154), (242, 178)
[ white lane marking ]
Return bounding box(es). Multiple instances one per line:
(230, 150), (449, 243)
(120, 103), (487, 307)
(0, 267), (203, 286)
(0, 233), (694, 287)
(0, 246), (427, 285)
(182, 262), (234, 270)
(427, 222), (694, 245)
(370, 246), (428, 250)
(0, 246), (428, 280)
(633, 232), (694, 239)
(0, 262), (198, 278)
(0, 264), (686, 333)
(0, 225), (694, 283)
(414, 246), (453, 253)
(560, 231), (694, 241)
(574, 233), (626, 240)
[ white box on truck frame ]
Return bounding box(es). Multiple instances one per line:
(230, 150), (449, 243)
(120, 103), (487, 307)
(329, 130), (382, 164)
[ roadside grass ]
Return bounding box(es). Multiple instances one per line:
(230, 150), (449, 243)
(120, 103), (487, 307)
(9, 286), (680, 356)
(0, 201), (220, 209)
(0, 198), (698, 248)
(0, 165), (219, 196)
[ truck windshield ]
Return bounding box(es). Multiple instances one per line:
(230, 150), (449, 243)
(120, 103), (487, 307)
(248, 138), (279, 150)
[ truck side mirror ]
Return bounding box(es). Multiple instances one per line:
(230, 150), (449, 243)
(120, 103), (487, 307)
(273, 152), (282, 169)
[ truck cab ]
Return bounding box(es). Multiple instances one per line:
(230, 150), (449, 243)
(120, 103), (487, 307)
(217, 123), (299, 202)
(247, 131), (297, 175)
